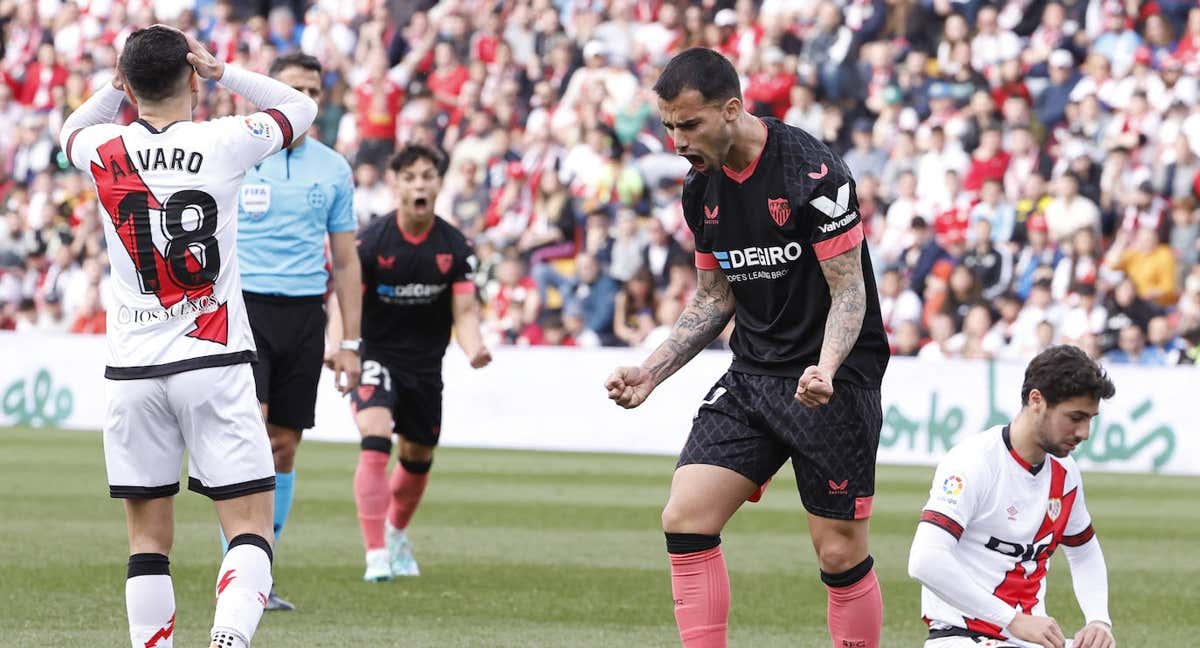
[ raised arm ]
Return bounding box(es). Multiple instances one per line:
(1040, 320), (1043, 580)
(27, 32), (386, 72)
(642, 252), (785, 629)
(794, 242), (867, 407)
(59, 81), (126, 166)
(605, 267), (735, 409)
(179, 29), (316, 144)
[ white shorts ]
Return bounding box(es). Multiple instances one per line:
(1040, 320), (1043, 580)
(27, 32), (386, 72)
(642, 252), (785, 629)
(104, 363), (274, 500)
(925, 637), (1072, 648)
(925, 638), (1021, 648)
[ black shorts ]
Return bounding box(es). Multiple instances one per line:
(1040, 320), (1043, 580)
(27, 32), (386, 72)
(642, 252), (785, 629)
(678, 371), (882, 520)
(349, 358), (443, 447)
(244, 292), (327, 431)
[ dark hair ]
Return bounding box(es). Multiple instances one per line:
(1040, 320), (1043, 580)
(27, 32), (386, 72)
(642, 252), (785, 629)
(269, 52), (322, 77)
(388, 144), (446, 175)
(652, 47), (742, 103)
(119, 26), (191, 102)
(1021, 345), (1115, 406)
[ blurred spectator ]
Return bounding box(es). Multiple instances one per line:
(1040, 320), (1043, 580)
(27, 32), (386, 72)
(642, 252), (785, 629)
(612, 267), (658, 348)
(1101, 278), (1162, 349)
(892, 320), (923, 357)
(561, 252), (618, 345)
(961, 219), (1013, 300)
(918, 312), (956, 360)
(1013, 213), (1061, 299)
(947, 303), (1004, 359)
(1044, 172), (1101, 244)
(843, 118), (887, 181)
(68, 284), (104, 334)
(1104, 323), (1167, 365)
(878, 267), (922, 342)
(1103, 227), (1179, 306)
(641, 217), (686, 291)
(0, 0), (1194, 361)
(1060, 283), (1109, 341)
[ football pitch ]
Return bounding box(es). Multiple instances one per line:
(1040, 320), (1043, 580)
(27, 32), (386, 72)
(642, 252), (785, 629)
(1, 427), (1197, 647)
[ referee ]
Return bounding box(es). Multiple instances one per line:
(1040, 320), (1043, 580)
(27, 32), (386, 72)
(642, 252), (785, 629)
(237, 52), (362, 611)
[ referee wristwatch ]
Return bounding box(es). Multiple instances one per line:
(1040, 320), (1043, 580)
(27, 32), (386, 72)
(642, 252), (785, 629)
(339, 339), (362, 354)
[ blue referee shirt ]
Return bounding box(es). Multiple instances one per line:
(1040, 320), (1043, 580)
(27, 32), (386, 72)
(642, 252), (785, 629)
(238, 137), (356, 296)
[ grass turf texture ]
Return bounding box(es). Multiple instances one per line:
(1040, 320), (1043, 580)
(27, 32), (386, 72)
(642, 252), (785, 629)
(1, 427), (1197, 647)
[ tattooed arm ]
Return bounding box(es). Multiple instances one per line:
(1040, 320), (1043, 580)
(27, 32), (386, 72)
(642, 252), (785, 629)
(795, 242), (867, 407)
(605, 268), (736, 409)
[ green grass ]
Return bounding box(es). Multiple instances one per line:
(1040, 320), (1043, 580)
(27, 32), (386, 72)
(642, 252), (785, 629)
(0, 427), (1197, 647)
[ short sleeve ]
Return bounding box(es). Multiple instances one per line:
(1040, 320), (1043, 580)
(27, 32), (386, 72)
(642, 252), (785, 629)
(327, 164), (357, 234)
(452, 235), (477, 285)
(804, 175), (865, 262)
(920, 448), (990, 541)
(680, 170), (718, 269)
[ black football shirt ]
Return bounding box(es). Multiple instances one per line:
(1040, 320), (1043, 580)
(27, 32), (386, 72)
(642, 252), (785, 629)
(682, 117), (889, 387)
(357, 213), (476, 373)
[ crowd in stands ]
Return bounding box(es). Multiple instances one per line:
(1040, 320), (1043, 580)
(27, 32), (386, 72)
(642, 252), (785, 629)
(3, 0), (1200, 367)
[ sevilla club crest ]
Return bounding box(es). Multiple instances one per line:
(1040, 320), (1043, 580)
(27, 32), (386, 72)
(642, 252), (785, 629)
(768, 198), (791, 226)
(1047, 497), (1062, 521)
(436, 254), (454, 274)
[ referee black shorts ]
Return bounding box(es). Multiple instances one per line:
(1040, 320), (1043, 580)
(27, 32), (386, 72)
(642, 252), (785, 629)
(244, 291), (327, 432)
(678, 371), (882, 520)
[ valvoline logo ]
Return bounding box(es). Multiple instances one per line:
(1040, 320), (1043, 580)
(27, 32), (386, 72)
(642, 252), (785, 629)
(712, 242), (803, 270)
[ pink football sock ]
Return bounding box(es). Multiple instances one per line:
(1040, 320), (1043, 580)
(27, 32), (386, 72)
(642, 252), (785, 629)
(669, 546), (730, 647)
(387, 461), (430, 531)
(825, 563), (882, 648)
(353, 447), (390, 550)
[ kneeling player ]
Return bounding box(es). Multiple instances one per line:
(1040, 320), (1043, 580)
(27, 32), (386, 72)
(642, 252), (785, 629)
(345, 145), (491, 581)
(909, 345), (1116, 648)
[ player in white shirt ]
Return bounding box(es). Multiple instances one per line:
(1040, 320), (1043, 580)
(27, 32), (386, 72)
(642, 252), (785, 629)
(908, 345), (1117, 648)
(58, 26), (316, 648)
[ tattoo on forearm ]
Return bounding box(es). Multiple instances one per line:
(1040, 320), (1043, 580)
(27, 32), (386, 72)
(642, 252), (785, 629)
(643, 270), (735, 385)
(819, 247), (867, 372)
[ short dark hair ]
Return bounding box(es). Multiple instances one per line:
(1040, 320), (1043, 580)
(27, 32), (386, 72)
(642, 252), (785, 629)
(269, 52), (322, 78)
(652, 47), (742, 103)
(119, 26), (191, 103)
(1021, 345), (1115, 406)
(389, 144), (445, 175)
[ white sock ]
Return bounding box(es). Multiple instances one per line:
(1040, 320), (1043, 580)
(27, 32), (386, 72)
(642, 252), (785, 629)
(126, 554), (176, 648)
(211, 535), (273, 647)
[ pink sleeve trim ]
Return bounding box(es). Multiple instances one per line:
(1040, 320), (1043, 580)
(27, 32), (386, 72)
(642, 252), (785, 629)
(695, 252), (719, 270)
(813, 222), (865, 261)
(453, 281), (475, 295)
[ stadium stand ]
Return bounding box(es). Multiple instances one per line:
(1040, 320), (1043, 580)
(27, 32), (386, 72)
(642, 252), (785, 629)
(2, 0), (1199, 367)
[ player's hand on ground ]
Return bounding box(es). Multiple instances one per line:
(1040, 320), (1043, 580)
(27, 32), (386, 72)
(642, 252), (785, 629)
(329, 349), (361, 394)
(469, 346), (492, 369)
(1072, 621), (1114, 648)
(605, 366), (654, 409)
(794, 365), (834, 407)
(1008, 613), (1066, 648)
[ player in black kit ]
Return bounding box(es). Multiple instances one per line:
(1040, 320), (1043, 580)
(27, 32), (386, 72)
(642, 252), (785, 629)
(345, 144), (491, 582)
(605, 49), (890, 648)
